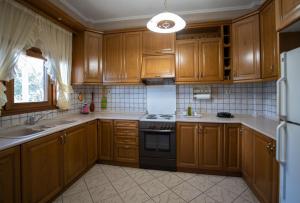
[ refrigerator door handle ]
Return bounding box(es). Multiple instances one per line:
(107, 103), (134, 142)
(277, 54), (287, 119)
(276, 121), (287, 163)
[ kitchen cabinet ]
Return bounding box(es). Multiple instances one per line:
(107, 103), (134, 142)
(64, 124), (87, 185)
(176, 40), (199, 82)
(176, 122), (199, 169)
(114, 120), (139, 164)
(87, 120), (98, 166)
(0, 146), (20, 203)
(241, 126), (254, 185)
(224, 124), (241, 173)
(199, 38), (223, 81)
(72, 31), (103, 84)
(142, 31), (175, 54)
(275, 0), (300, 30)
(233, 14), (261, 81)
(261, 1), (278, 79)
(103, 32), (142, 83)
(98, 120), (114, 161)
(141, 55), (175, 79)
(198, 123), (223, 170)
(22, 132), (63, 203)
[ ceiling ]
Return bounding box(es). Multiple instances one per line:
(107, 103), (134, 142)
(50, 0), (265, 31)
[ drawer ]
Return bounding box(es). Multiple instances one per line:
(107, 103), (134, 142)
(114, 120), (138, 128)
(114, 144), (139, 163)
(115, 136), (138, 145)
(115, 128), (138, 136)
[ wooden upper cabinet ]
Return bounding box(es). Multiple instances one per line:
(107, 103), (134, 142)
(86, 121), (98, 166)
(276, 0), (300, 30)
(198, 123), (223, 170)
(123, 32), (142, 83)
(22, 132), (63, 203)
(98, 120), (114, 161)
(0, 146), (20, 203)
(224, 124), (241, 172)
(176, 122), (199, 169)
(142, 31), (175, 54)
(103, 34), (123, 83)
(72, 31), (103, 84)
(176, 40), (199, 82)
(233, 14), (261, 81)
(199, 38), (223, 81)
(242, 126), (254, 185)
(64, 125), (87, 185)
(141, 55), (175, 78)
(261, 1), (278, 79)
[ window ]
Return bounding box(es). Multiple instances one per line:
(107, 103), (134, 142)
(3, 48), (56, 116)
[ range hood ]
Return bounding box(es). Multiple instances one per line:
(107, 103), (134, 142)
(141, 77), (175, 85)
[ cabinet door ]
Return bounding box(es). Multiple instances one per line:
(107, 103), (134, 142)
(141, 55), (175, 78)
(142, 31), (175, 54)
(176, 40), (199, 82)
(98, 120), (114, 161)
(253, 132), (274, 203)
(64, 125), (87, 185)
(272, 140), (279, 203)
(224, 124), (241, 172)
(176, 122), (199, 169)
(103, 34), (123, 83)
(261, 1), (278, 79)
(87, 120), (98, 166)
(199, 38), (223, 81)
(123, 32), (142, 83)
(114, 144), (138, 163)
(22, 132), (63, 203)
(242, 126), (254, 184)
(199, 124), (223, 170)
(276, 0), (300, 30)
(233, 14), (260, 81)
(0, 147), (20, 203)
(84, 32), (103, 83)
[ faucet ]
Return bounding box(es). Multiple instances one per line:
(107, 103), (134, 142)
(26, 112), (52, 125)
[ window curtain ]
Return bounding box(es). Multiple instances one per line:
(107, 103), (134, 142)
(0, 0), (73, 113)
(0, 0), (36, 115)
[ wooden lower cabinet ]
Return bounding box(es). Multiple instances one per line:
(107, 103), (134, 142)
(114, 144), (138, 163)
(242, 126), (254, 184)
(87, 120), (98, 166)
(64, 125), (88, 185)
(98, 120), (114, 161)
(0, 146), (20, 203)
(22, 132), (64, 203)
(224, 124), (241, 173)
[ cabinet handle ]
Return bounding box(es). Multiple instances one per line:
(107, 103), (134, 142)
(266, 142), (272, 152)
(64, 132), (67, 144)
(59, 135), (64, 145)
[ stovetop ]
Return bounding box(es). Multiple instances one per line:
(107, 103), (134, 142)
(140, 114), (176, 122)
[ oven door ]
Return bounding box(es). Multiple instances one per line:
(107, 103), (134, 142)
(140, 130), (176, 159)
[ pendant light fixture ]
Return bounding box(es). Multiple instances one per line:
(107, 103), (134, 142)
(147, 0), (186, 33)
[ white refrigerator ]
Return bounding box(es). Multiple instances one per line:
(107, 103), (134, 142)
(277, 47), (300, 203)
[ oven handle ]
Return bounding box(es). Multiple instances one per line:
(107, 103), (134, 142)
(140, 129), (174, 133)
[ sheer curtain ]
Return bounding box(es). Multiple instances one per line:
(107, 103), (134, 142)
(0, 0), (73, 113)
(0, 0), (36, 114)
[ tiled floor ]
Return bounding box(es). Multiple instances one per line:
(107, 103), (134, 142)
(53, 164), (260, 203)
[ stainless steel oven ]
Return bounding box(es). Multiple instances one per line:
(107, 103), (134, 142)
(139, 121), (176, 171)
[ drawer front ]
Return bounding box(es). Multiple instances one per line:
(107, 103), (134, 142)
(114, 144), (139, 163)
(115, 136), (138, 145)
(114, 120), (138, 128)
(114, 128), (138, 137)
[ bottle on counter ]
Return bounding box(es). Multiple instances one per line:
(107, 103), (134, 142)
(187, 106), (192, 116)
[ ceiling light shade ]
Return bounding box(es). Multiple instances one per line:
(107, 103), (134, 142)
(147, 12), (186, 33)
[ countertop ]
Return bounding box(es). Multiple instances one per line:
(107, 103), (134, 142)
(0, 112), (279, 151)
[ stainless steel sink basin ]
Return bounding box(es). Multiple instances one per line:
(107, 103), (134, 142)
(0, 128), (44, 139)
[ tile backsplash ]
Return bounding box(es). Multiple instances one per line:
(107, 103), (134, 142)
(0, 81), (277, 128)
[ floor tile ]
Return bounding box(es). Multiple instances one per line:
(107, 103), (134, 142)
(89, 183), (118, 202)
(84, 165), (103, 178)
(147, 169), (171, 178)
(157, 174), (184, 188)
(187, 175), (216, 192)
(174, 172), (196, 181)
(217, 177), (248, 195)
(172, 182), (202, 202)
(63, 178), (87, 197)
(103, 166), (128, 182)
(140, 179), (168, 197)
(130, 170), (155, 185)
(123, 166), (143, 175)
(62, 190), (93, 203)
(152, 190), (186, 203)
(101, 195), (124, 203)
(233, 196), (254, 203)
(84, 172), (110, 189)
(239, 189), (260, 203)
(120, 186), (150, 203)
(190, 193), (219, 203)
(205, 185), (240, 203)
(112, 176), (138, 193)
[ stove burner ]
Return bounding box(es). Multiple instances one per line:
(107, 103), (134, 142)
(159, 114), (173, 120)
(146, 114), (157, 119)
